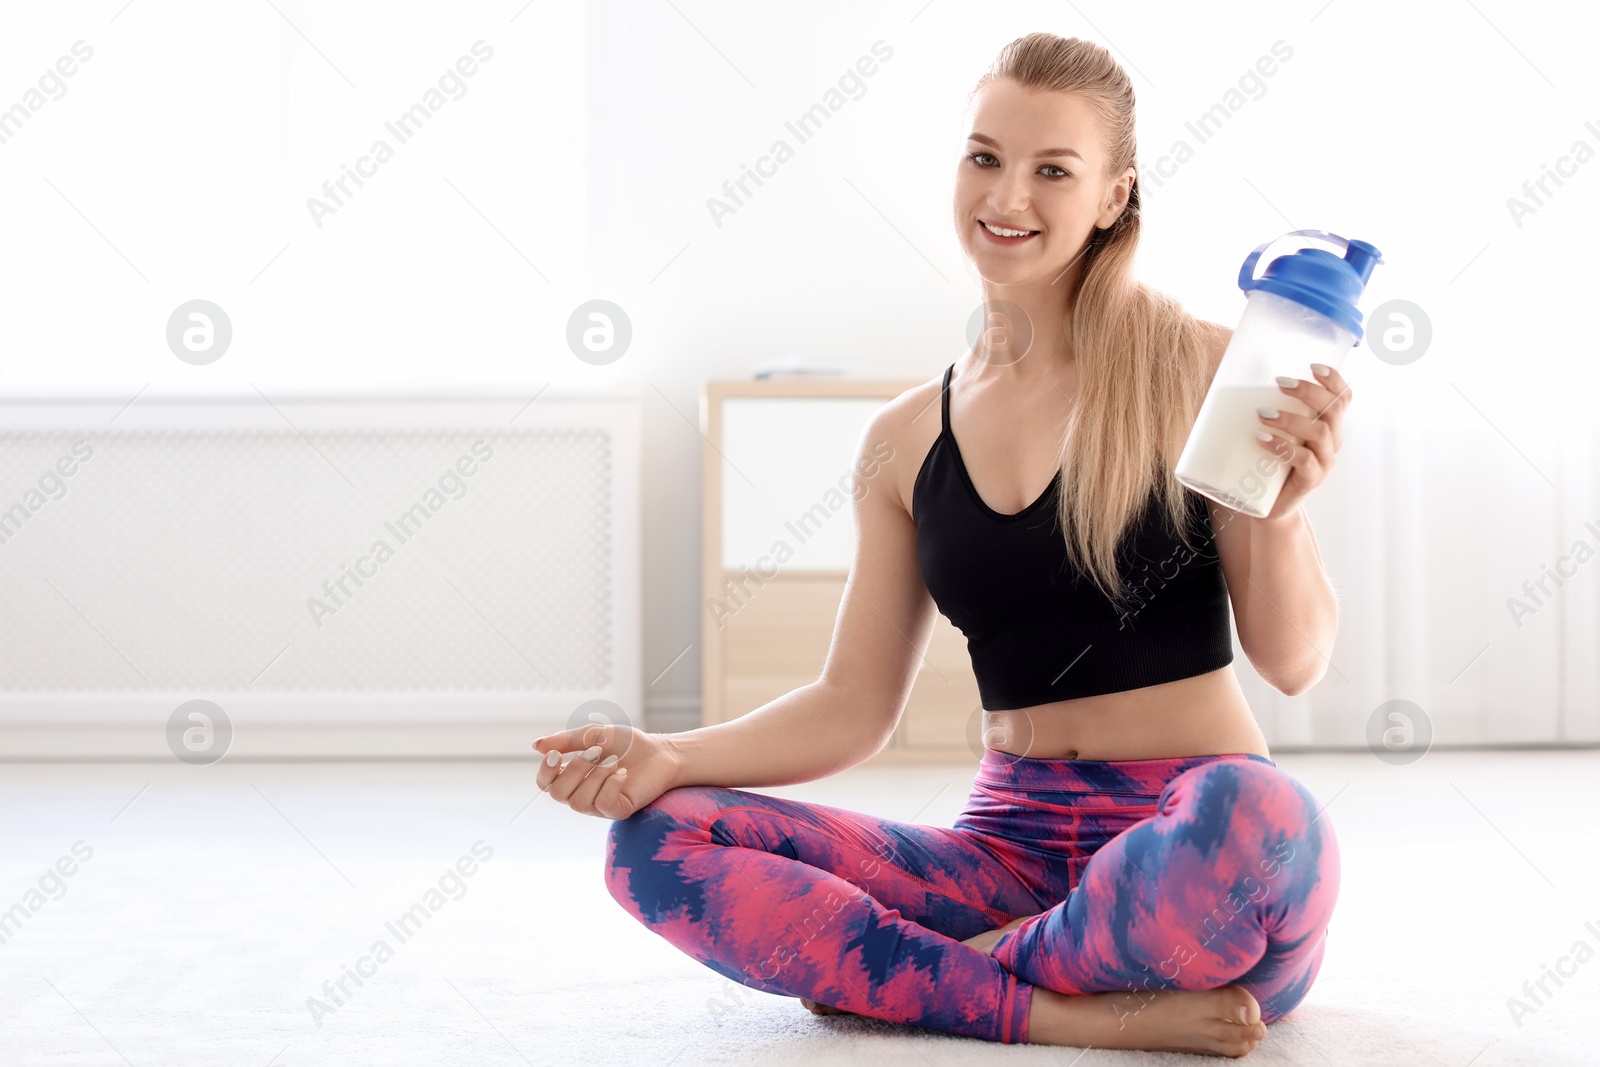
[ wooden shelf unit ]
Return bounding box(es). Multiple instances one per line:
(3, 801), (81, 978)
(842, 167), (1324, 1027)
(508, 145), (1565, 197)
(700, 378), (982, 766)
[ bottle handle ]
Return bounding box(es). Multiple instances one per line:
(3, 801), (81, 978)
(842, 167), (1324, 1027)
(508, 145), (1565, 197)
(1238, 229), (1354, 291)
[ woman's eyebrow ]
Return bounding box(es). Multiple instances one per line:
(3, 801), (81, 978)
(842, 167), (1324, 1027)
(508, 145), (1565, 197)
(968, 132), (1083, 161)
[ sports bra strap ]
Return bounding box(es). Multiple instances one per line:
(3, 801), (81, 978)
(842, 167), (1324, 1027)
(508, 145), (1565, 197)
(941, 363), (954, 433)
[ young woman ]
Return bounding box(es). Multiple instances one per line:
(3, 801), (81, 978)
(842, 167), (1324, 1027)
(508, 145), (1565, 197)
(533, 33), (1343, 1058)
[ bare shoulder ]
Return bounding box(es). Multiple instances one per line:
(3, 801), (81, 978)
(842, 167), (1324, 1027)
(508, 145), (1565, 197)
(857, 369), (948, 520)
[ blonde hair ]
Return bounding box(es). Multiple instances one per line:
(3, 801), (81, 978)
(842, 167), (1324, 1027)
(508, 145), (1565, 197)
(971, 32), (1214, 614)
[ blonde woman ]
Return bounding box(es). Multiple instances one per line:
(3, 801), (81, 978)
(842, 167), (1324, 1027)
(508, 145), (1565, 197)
(536, 33), (1343, 1058)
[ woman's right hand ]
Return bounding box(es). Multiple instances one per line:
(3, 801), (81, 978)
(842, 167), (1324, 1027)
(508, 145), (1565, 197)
(532, 723), (683, 820)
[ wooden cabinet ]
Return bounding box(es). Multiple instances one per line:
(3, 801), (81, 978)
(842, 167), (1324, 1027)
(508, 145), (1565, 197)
(700, 379), (980, 765)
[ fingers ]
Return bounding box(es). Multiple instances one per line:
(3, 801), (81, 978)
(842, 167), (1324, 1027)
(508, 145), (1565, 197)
(533, 724), (603, 756)
(1308, 361), (1351, 407)
(1256, 403), (1335, 464)
(532, 723), (642, 818)
(1256, 431), (1325, 492)
(1254, 425), (1299, 465)
(591, 762), (636, 820)
(1277, 368), (1351, 447)
(1284, 364), (1351, 413)
(535, 742), (594, 793)
(534, 722), (636, 762)
(567, 752), (625, 814)
(539, 744), (604, 801)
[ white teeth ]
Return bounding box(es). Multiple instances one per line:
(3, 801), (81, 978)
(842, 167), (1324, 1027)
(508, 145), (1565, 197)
(982, 220), (1036, 238)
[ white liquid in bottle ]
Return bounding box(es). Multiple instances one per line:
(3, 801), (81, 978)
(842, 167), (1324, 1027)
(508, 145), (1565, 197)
(1176, 384), (1314, 518)
(1178, 232), (1378, 517)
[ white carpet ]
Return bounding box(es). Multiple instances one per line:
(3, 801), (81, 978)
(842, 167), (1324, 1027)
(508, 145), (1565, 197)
(1, 750), (1595, 1065)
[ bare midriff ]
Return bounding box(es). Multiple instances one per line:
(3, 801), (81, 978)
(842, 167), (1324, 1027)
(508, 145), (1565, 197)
(978, 665), (1270, 761)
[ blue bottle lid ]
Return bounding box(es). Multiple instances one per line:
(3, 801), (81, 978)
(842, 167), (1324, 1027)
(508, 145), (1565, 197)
(1238, 230), (1383, 343)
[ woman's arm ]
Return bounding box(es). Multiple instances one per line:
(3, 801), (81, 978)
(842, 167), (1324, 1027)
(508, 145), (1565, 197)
(1200, 323), (1342, 697)
(1219, 505), (1339, 696)
(667, 393), (940, 789)
(665, 676), (901, 789)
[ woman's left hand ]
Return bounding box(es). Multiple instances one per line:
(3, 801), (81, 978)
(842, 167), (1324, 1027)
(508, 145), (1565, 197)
(1254, 362), (1351, 523)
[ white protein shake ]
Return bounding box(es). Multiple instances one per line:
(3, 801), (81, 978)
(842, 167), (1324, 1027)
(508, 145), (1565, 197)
(1176, 384), (1313, 518)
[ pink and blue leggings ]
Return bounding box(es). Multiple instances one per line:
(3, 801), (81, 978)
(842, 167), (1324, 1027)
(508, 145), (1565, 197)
(604, 749), (1339, 1044)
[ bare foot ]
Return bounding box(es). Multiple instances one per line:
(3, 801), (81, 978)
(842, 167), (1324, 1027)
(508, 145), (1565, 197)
(965, 917), (1265, 1055)
(805, 984), (1265, 1055)
(1028, 983), (1268, 1057)
(804, 917), (1267, 1056)
(966, 921), (1267, 1062)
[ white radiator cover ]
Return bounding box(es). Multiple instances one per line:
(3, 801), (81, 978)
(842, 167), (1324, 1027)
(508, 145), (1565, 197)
(0, 392), (640, 758)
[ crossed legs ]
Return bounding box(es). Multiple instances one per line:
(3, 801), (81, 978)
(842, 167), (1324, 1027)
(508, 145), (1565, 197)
(604, 756), (1338, 1044)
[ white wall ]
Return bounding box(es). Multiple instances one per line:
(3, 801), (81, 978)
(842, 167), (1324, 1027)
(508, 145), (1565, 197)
(587, 0), (1600, 739)
(3, 1), (1597, 738)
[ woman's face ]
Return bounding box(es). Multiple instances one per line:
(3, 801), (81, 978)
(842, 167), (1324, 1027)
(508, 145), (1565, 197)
(954, 78), (1133, 285)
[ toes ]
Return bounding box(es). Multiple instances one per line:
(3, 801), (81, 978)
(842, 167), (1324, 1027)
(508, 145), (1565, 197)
(1207, 1018), (1265, 1057)
(1208, 1026), (1259, 1056)
(800, 997), (848, 1016)
(1220, 984), (1261, 1026)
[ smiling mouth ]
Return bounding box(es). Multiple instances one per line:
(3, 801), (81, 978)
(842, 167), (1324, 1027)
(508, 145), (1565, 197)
(980, 219), (1040, 237)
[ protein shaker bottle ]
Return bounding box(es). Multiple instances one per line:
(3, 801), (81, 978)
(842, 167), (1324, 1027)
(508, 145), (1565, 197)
(1175, 229), (1382, 518)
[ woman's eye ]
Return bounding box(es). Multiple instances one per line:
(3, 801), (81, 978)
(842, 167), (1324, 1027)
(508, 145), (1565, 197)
(965, 152), (1068, 180)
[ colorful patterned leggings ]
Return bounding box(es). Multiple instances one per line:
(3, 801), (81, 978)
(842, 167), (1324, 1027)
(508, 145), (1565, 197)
(604, 749), (1339, 1045)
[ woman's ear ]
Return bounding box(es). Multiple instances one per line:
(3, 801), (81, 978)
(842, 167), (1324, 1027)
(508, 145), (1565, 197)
(1096, 167), (1137, 229)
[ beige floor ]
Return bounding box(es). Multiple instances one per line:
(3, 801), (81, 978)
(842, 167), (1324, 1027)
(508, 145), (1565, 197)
(0, 749), (1595, 1065)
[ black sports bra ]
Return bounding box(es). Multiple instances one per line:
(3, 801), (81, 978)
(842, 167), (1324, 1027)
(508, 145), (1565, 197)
(912, 362), (1234, 710)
